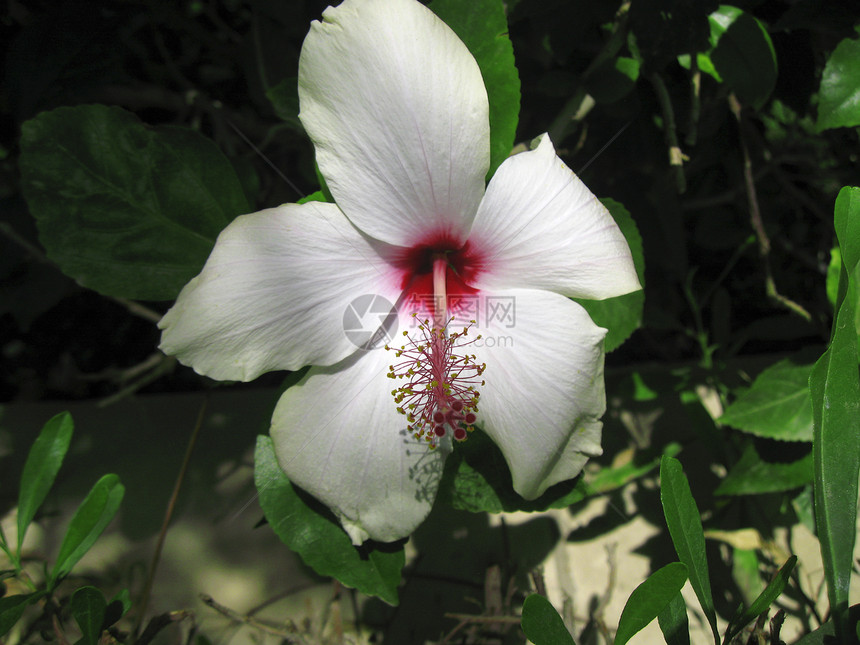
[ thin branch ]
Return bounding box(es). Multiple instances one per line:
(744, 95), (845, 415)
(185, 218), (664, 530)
(133, 398), (208, 637)
(96, 355), (176, 408)
(649, 73), (687, 193)
(0, 221), (163, 325)
(728, 94), (812, 322)
(200, 594), (310, 644)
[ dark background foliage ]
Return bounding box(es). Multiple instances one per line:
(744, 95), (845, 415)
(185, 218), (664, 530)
(2, 0), (860, 642)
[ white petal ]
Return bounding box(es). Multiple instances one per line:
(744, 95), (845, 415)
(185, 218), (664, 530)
(159, 202), (402, 382)
(299, 0), (490, 246)
(270, 345), (448, 544)
(466, 289), (606, 499)
(469, 135), (640, 300)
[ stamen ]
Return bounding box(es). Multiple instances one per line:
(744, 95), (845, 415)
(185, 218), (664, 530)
(385, 316), (485, 448)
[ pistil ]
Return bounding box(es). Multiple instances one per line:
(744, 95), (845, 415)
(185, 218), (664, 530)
(385, 255), (486, 448)
(432, 253), (447, 329)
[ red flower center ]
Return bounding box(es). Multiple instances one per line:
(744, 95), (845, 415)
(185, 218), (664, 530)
(392, 230), (485, 322)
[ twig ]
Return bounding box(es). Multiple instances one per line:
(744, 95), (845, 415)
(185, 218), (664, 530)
(133, 398), (208, 637)
(97, 355), (176, 408)
(769, 609), (785, 645)
(728, 94), (812, 322)
(442, 614), (522, 624)
(135, 610), (194, 645)
(649, 73), (687, 193)
(51, 612), (71, 645)
(0, 221), (163, 325)
(200, 594), (309, 643)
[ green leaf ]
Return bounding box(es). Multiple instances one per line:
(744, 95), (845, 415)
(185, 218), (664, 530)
(575, 199), (645, 353)
(520, 594), (576, 645)
(716, 442), (812, 496)
(710, 9), (777, 109)
(660, 456), (719, 645)
(266, 77), (303, 131)
(0, 592), (44, 637)
(429, 0), (520, 179)
(811, 186), (860, 643)
(827, 247), (842, 309)
(657, 592), (690, 645)
(719, 360), (814, 441)
(70, 586), (107, 645)
(723, 555), (797, 644)
(17, 411), (74, 556)
(439, 429), (591, 513)
(51, 474), (124, 584)
(253, 436), (404, 605)
(615, 562), (688, 645)
(19, 104), (249, 301)
(103, 589), (131, 628)
(816, 29), (860, 130)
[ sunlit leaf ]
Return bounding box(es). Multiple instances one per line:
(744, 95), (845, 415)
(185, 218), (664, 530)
(254, 436), (403, 605)
(51, 474), (124, 584)
(660, 456), (719, 645)
(17, 412), (73, 555)
(817, 29), (860, 130)
(615, 562), (688, 645)
(716, 442), (812, 496)
(521, 594), (576, 645)
(657, 592), (690, 645)
(720, 360), (813, 441)
(811, 186), (860, 642)
(723, 556), (797, 644)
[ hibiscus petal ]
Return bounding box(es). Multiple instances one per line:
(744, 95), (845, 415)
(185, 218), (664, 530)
(468, 135), (640, 300)
(159, 202), (401, 381)
(299, 0), (490, 246)
(465, 289), (606, 499)
(270, 346), (448, 544)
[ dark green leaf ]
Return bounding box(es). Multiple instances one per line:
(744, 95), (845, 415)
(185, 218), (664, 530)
(629, 0), (719, 70)
(254, 436), (404, 605)
(520, 594), (576, 645)
(711, 10), (777, 109)
(51, 474), (124, 584)
(792, 604), (860, 645)
(816, 30), (860, 130)
(70, 586), (107, 645)
(811, 186), (860, 643)
(19, 104), (249, 300)
(0, 592), (44, 637)
(439, 429), (593, 513)
(660, 456), (719, 645)
(575, 199), (645, 353)
(429, 0), (520, 179)
(103, 589), (131, 628)
(266, 77), (303, 130)
(719, 360), (814, 441)
(657, 592), (690, 645)
(723, 556), (797, 644)
(17, 411), (73, 555)
(615, 562), (688, 645)
(716, 443), (812, 496)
